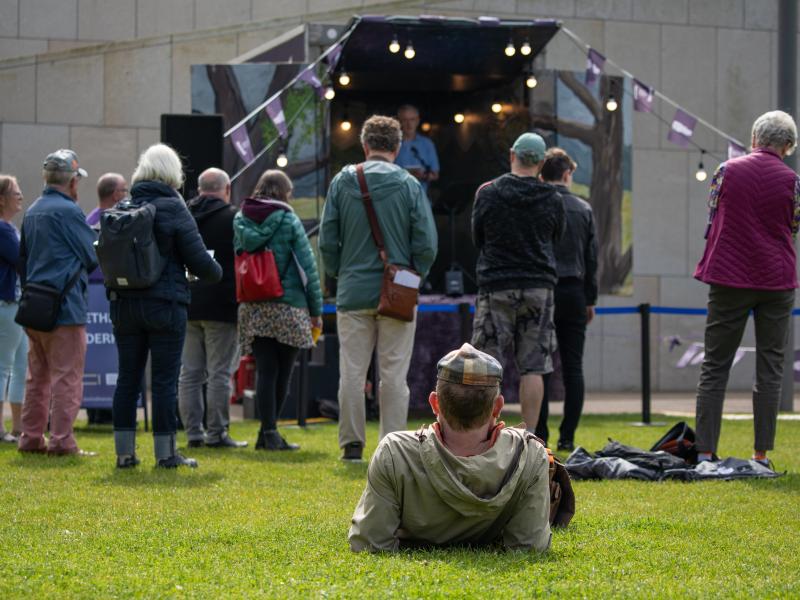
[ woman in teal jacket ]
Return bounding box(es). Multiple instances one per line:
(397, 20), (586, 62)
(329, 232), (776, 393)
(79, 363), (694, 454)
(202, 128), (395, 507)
(233, 170), (323, 451)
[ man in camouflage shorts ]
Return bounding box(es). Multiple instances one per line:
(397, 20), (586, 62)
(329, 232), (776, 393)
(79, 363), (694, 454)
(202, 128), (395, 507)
(471, 133), (565, 434)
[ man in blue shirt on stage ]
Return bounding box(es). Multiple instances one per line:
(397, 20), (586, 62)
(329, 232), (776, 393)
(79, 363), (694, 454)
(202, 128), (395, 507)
(396, 105), (439, 193)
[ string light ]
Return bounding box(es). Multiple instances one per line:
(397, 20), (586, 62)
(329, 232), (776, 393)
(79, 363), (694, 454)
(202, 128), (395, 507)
(605, 96), (618, 112)
(389, 35), (400, 54)
(338, 72), (350, 86)
(324, 87), (335, 100)
(696, 150), (708, 182)
(454, 113), (465, 124)
(504, 40), (516, 57)
(526, 75), (538, 89)
(276, 152), (288, 168)
(491, 102), (502, 114)
(340, 118), (352, 132)
(404, 42), (415, 60)
(420, 122), (431, 133)
(520, 40), (532, 56)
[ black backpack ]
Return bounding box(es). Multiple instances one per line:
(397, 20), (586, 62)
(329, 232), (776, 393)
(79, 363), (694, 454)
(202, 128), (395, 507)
(95, 201), (166, 290)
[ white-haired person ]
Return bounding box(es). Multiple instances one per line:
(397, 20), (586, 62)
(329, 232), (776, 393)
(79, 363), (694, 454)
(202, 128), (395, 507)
(694, 110), (800, 466)
(110, 144), (221, 469)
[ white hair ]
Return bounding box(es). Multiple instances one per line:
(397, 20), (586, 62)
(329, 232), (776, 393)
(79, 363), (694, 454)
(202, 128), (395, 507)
(131, 144), (185, 188)
(198, 167), (230, 193)
(752, 110), (798, 155)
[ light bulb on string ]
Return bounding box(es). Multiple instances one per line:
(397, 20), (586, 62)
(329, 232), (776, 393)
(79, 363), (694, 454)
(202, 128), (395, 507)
(454, 112), (465, 124)
(338, 72), (350, 86)
(324, 87), (335, 100)
(404, 42), (415, 60)
(389, 35), (400, 54)
(520, 40), (532, 56)
(276, 152), (288, 168)
(491, 102), (502, 114)
(340, 117), (352, 132)
(526, 75), (538, 89)
(696, 151), (708, 182)
(420, 122), (431, 133)
(504, 40), (516, 57)
(605, 96), (618, 112)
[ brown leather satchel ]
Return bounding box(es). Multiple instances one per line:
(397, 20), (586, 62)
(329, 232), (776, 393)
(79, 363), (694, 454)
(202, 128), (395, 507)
(355, 163), (419, 322)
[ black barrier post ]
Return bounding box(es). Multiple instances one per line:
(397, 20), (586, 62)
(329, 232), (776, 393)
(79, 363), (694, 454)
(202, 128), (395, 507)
(297, 351), (309, 427)
(639, 303), (652, 425)
(458, 302), (472, 344)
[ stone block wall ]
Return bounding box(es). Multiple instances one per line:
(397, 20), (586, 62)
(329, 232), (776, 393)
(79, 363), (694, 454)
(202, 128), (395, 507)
(0, 0), (795, 393)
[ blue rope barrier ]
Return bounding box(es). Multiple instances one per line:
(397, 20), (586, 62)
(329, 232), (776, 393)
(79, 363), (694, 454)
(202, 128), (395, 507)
(321, 304), (800, 316)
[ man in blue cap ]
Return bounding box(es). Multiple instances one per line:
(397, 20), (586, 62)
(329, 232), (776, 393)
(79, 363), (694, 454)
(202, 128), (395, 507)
(18, 149), (98, 456)
(471, 132), (565, 437)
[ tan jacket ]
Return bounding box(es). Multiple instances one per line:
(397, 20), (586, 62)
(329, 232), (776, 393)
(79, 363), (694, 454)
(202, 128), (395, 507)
(348, 425), (552, 552)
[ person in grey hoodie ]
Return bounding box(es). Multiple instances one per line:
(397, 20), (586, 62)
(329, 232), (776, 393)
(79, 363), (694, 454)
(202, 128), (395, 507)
(349, 343), (552, 552)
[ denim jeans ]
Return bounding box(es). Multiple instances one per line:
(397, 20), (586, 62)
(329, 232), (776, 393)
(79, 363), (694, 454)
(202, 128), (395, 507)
(536, 278), (588, 445)
(111, 297), (187, 436)
(0, 301), (27, 405)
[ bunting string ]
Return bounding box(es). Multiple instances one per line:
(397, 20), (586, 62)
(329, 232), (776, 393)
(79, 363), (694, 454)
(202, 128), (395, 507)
(223, 19), (359, 140)
(559, 26), (746, 150)
(230, 93), (315, 183)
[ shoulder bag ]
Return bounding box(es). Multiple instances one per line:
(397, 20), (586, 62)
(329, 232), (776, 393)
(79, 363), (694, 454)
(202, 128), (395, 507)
(15, 268), (82, 332)
(355, 163), (419, 322)
(235, 212), (291, 303)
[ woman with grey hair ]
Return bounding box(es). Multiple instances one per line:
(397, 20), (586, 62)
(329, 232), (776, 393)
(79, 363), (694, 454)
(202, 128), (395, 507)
(693, 110), (800, 467)
(110, 143), (222, 469)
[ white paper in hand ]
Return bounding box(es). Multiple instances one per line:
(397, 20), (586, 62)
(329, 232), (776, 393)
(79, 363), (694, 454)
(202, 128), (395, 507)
(393, 269), (421, 289)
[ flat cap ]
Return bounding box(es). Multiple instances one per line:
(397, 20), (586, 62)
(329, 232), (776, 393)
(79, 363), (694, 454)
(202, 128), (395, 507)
(43, 149), (87, 178)
(436, 343), (503, 386)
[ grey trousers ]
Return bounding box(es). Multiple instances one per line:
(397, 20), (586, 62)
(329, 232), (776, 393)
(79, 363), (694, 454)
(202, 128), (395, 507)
(178, 320), (240, 443)
(695, 284), (794, 454)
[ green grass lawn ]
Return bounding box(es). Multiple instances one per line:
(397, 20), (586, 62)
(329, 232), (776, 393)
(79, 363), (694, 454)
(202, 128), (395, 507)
(1, 413), (798, 599)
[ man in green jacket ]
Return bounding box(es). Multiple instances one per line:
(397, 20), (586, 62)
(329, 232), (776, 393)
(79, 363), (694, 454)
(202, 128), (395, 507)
(348, 343), (552, 552)
(319, 115), (438, 462)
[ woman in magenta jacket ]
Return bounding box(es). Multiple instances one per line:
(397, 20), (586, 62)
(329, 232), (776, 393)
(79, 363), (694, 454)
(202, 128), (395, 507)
(694, 110), (800, 467)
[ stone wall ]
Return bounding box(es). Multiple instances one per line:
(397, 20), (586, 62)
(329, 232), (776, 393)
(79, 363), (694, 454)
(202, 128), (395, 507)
(0, 0), (796, 393)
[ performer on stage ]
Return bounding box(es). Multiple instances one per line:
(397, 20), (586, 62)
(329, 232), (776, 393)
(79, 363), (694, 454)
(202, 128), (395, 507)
(395, 104), (439, 193)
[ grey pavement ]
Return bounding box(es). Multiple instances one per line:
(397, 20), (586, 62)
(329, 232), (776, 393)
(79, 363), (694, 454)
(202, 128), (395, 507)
(71, 391), (798, 428)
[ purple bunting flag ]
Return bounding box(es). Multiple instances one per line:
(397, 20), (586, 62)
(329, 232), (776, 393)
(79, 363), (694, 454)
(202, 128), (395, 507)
(265, 96), (288, 139)
(299, 67), (324, 98)
(230, 124), (254, 164)
(667, 108), (697, 148)
(632, 79), (654, 113)
(727, 141), (747, 159)
(326, 42), (342, 73)
(585, 48), (605, 86)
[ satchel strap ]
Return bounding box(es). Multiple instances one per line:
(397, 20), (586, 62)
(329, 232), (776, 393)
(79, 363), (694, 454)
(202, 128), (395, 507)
(60, 268), (82, 300)
(355, 163), (388, 265)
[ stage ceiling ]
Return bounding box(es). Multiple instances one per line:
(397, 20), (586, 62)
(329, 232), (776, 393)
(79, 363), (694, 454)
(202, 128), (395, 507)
(333, 15), (561, 92)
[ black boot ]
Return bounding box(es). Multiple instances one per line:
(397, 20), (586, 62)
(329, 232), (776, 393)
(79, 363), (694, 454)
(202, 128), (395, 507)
(255, 429), (299, 451)
(154, 433), (198, 468)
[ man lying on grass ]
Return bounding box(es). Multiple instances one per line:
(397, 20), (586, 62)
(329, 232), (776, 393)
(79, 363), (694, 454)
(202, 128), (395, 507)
(349, 343), (552, 552)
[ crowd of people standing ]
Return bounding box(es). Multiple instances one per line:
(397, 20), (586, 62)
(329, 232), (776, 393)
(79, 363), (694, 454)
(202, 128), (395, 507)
(0, 108), (795, 480)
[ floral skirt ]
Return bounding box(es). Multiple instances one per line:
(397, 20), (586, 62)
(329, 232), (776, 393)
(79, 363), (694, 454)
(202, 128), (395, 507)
(238, 301), (312, 354)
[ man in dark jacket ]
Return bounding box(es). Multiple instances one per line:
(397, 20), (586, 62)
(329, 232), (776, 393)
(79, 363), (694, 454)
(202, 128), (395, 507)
(535, 149), (598, 451)
(471, 133), (565, 435)
(178, 168), (245, 448)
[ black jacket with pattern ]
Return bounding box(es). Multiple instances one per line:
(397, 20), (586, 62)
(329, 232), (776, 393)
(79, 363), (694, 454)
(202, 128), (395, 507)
(471, 173), (565, 292)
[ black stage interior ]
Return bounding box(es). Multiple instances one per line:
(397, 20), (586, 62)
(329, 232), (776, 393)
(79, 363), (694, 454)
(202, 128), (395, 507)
(328, 16), (561, 294)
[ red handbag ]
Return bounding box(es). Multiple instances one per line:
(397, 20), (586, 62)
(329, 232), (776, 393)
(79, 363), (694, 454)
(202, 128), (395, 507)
(235, 249), (284, 302)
